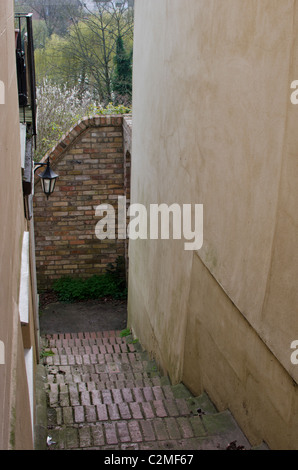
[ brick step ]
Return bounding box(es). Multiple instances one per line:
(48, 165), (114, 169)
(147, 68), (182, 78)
(46, 406), (252, 450)
(45, 361), (167, 385)
(44, 349), (152, 365)
(48, 397), (193, 424)
(48, 382), (189, 404)
(46, 381), (252, 449)
(44, 331), (139, 352)
(47, 374), (168, 391)
(42, 332), (253, 450)
(48, 383), (178, 403)
(42, 337), (157, 377)
(45, 346), (139, 357)
(45, 359), (160, 376)
(46, 416), (218, 450)
(179, 390), (252, 449)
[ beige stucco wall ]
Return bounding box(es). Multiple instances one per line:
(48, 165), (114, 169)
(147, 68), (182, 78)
(128, 0), (298, 449)
(0, 0), (36, 449)
(183, 254), (298, 450)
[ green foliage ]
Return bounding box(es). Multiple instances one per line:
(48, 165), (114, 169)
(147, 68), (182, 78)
(52, 257), (127, 302)
(120, 328), (131, 337)
(106, 255), (127, 290)
(32, 19), (49, 49)
(34, 33), (69, 85)
(88, 102), (132, 116)
(30, 1), (133, 160)
(52, 274), (127, 302)
(40, 349), (55, 358)
(112, 35), (132, 103)
(98, 102), (132, 115)
(33, 3), (134, 105)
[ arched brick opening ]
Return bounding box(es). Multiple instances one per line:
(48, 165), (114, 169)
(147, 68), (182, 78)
(34, 115), (132, 291)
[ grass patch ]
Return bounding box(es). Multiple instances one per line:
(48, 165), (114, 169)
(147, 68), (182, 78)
(40, 349), (55, 358)
(120, 328), (131, 338)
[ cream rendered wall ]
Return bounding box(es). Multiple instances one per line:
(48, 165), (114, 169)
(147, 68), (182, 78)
(0, 0), (34, 449)
(128, 0), (298, 448)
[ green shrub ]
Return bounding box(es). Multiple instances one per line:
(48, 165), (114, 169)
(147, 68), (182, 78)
(52, 277), (85, 302)
(52, 271), (127, 303)
(89, 102), (132, 116)
(106, 256), (126, 290)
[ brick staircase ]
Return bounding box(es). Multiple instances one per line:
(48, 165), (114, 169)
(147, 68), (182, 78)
(37, 329), (260, 450)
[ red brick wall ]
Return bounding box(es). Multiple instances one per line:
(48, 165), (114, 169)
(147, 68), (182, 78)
(34, 115), (131, 290)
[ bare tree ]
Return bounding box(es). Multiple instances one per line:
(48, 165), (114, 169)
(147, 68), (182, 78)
(63, 0), (134, 103)
(20, 0), (134, 104)
(15, 0), (83, 36)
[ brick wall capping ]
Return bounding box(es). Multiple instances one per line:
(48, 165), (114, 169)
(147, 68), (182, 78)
(34, 114), (132, 186)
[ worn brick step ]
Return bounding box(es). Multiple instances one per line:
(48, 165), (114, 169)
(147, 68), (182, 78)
(47, 411), (252, 451)
(47, 376), (168, 392)
(44, 354), (154, 371)
(43, 331), (255, 451)
(45, 331), (122, 339)
(45, 331), (120, 338)
(47, 414), (208, 450)
(48, 381), (173, 395)
(47, 374), (168, 387)
(44, 332), (138, 348)
(47, 385), (187, 409)
(45, 343), (139, 355)
(46, 366), (166, 387)
(43, 332), (150, 356)
(200, 410), (251, 449)
(43, 347), (152, 364)
(47, 396), (192, 424)
(45, 347), (163, 383)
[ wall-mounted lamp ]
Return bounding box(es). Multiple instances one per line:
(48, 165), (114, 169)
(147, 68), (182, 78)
(34, 157), (58, 199)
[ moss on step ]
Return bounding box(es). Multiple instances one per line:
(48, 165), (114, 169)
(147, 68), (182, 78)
(187, 392), (218, 415)
(171, 383), (193, 399)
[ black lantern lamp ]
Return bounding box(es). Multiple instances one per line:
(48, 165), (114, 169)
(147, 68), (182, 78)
(34, 157), (58, 199)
